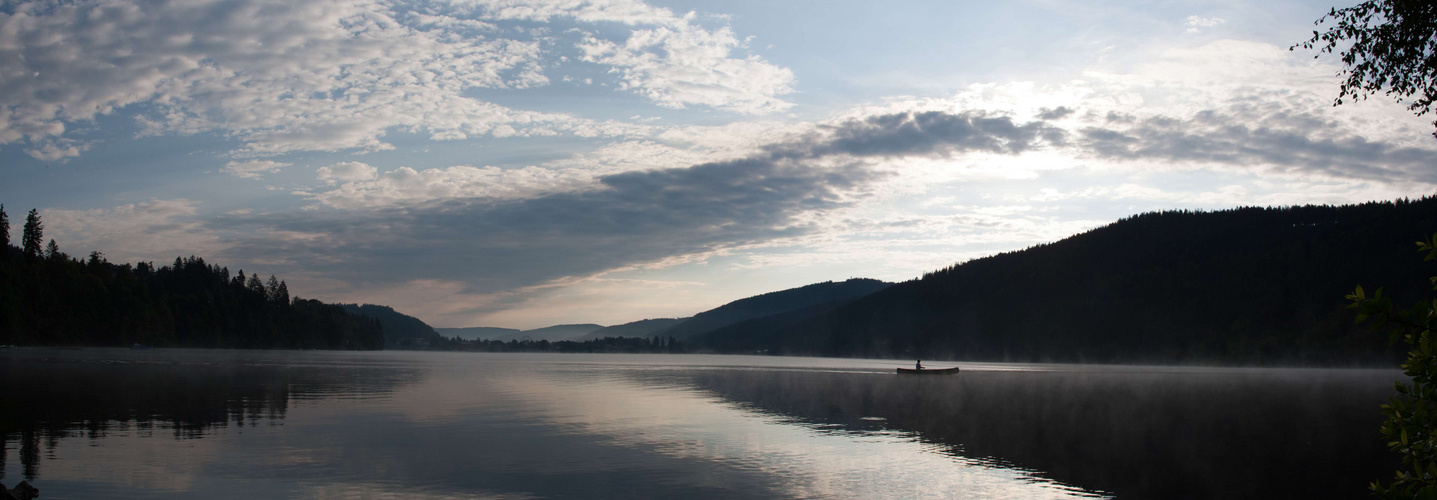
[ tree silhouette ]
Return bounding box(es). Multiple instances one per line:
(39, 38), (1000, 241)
(0, 204), (9, 249)
(266, 275), (281, 303)
(1294, 0), (1437, 136)
(21, 209), (41, 259)
(0, 236), (383, 349)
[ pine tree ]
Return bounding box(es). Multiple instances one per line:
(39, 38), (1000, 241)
(44, 239), (60, 260)
(247, 273), (264, 296)
(0, 204), (9, 249)
(87, 251), (105, 267)
(266, 275), (281, 302)
(277, 280), (290, 304)
(21, 209), (42, 259)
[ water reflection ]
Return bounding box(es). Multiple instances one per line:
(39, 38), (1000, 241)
(0, 351), (1403, 499)
(0, 348), (423, 482)
(659, 366), (1401, 499)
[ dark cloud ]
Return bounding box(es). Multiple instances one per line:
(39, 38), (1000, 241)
(1079, 108), (1437, 183)
(213, 110), (1060, 302)
(769, 111), (1065, 158)
(217, 157), (877, 296)
(1037, 106), (1075, 120)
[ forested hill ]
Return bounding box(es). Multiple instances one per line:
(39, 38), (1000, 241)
(578, 318), (687, 341)
(658, 278), (892, 340)
(697, 198), (1437, 365)
(341, 304), (445, 348)
(0, 247), (384, 350)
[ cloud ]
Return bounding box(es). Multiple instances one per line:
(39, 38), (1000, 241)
(41, 199), (227, 264)
(791, 111), (1065, 158)
(24, 140), (86, 161)
(256, 94), (1437, 310)
(0, 0), (787, 157)
(1076, 106), (1437, 183)
(316, 162), (379, 184)
(311, 165), (597, 208)
(220, 156), (879, 296)
(222, 160), (290, 179)
(577, 23), (795, 113)
(221, 109), (1066, 301)
(448, 0), (684, 26)
(1184, 15), (1225, 34)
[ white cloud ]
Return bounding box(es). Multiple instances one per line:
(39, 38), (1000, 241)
(448, 0), (684, 26)
(0, 0), (785, 157)
(24, 140), (86, 161)
(578, 23), (795, 114)
(1, 0), (565, 155)
(316, 161), (380, 184)
(222, 160), (290, 179)
(1184, 15), (1226, 34)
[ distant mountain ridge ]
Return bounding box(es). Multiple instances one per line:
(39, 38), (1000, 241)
(694, 198), (1437, 365)
(578, 318), (688, 341)
(656, 278), (892, 340)
(437, 326), (521, 341)
(491, 324), (605, 342)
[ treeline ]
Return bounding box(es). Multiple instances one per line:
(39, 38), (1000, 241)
(451, 336), (688, 353)
(340, 303), (449, 348)
(0, 205), (384, 350)
(696, 198), (1437, 365)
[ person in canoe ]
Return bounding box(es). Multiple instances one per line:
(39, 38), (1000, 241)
(915, 360), (923, 370)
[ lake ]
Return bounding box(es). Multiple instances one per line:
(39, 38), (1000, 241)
(0, 349), (1402, 499)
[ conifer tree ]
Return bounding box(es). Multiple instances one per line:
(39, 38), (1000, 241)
(45, 239), (60, 260)
(0, 204), (9, 249)
(277, 280), (291, 304)
(21, 209), (42, 259)
(247, 273), (265, 295)
(266, 275), (281, 302)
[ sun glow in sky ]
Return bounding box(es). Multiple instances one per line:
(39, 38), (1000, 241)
(3, 0), (1433, 329)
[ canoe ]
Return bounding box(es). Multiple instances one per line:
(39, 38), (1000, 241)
(896, 367), (960, 375)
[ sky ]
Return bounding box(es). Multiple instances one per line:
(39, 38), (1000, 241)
(3, 0), (1435, 330)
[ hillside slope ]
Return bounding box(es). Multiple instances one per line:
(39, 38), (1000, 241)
(698, 199), (1437, 365)
(578, 318), (688, 341)
(341, 304), (440, 348)
(658, 278), (891, 340)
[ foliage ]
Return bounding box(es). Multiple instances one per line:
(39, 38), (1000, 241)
(20, 209), (41, 259)
(0, 211), (384, 350)
(341, 303), (445, 348)
(0, 204), (8, 249)
(1294, 0), (1437, 135)
(1348, 233), (1437, 498)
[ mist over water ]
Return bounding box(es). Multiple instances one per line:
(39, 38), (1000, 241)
(0, 349), (1401, 499)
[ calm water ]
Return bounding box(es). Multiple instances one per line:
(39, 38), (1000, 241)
(0, 349), (1402, 499)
